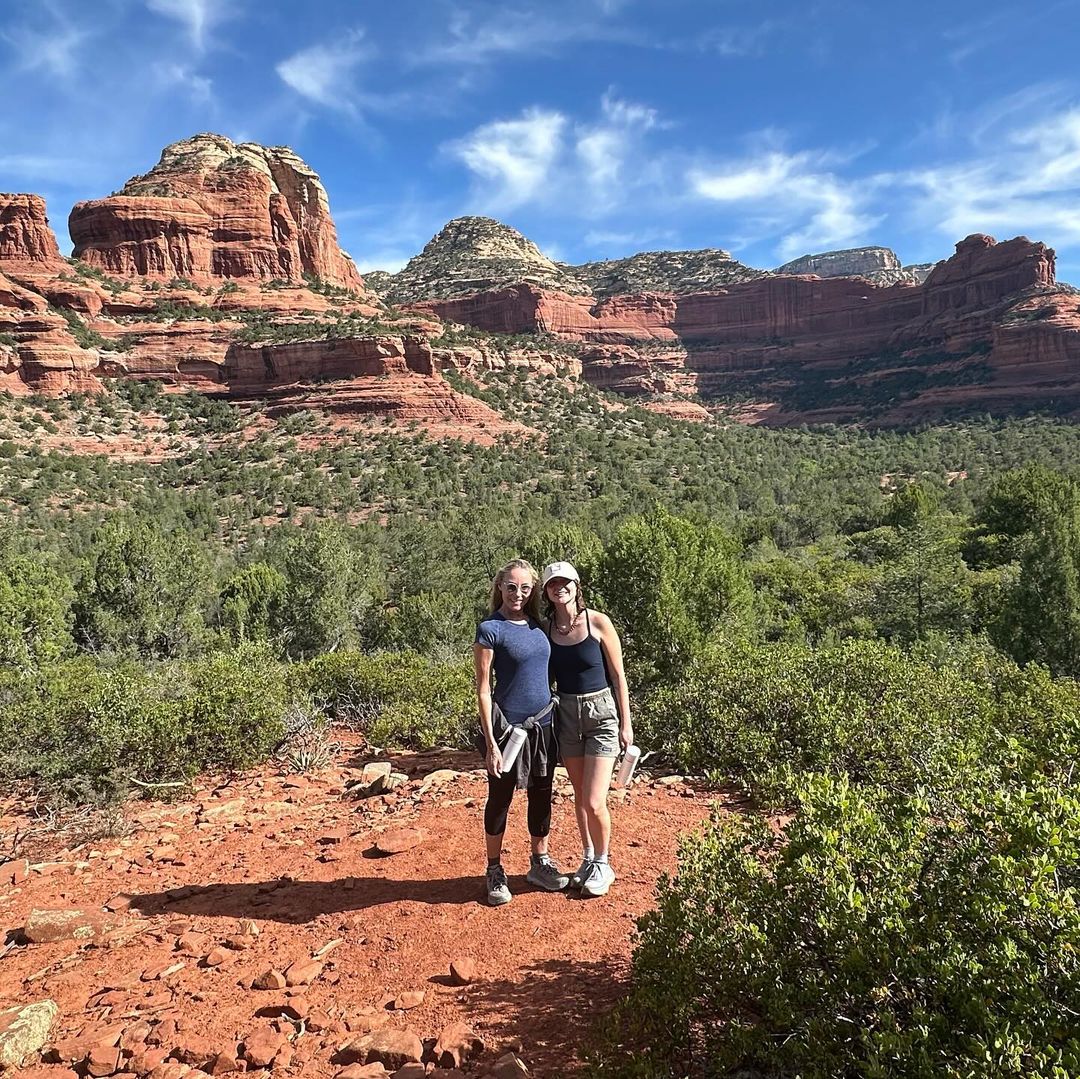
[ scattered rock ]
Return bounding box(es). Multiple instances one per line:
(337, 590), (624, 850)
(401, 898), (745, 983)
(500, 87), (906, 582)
(284, 958), (322, 987)
(198, 797), (247, 821)
(23, 908), (106, 944)
(483, 1052), (530, 1078)
(349, 762), (392, 798)
(140, 962), (185, 981)
(85, 1044), (123, 1076)
(203, 947), (231, 968)
(373, 828), (423, 856)
(103, 892), (135, 913)
(388, 991), (424, 1011)
(335, 1065), (389, 1079)
(0, 999), (59, 1070)
(175, 930), (209, 955)
(206, 1051), (241, 1074)
(448, 958), (477, 985)
(346, 1029), (422, 1071)
(390, 1065), (425, 1079)
(434, 1022), (484, 1069)
(655, 775), (684, 786)
(241, 1028), (287, 1068)
(252, 969), (287, 991)
(416, 769), (460, 795)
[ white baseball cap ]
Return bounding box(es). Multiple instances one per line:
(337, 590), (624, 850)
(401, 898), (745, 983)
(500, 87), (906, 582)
(541, 561), (580, 586)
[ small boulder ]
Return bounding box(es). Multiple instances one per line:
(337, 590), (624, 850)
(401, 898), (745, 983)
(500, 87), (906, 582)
(448, 958), (477, 985)
(388, 991), (424, 1011)
(390, 1065), (425, 1079)
(484, 1052), (529, 1078)
(0, 1000), (59, 1070)
(335, 1065), (389, 1079)
(434, 1022), (484, 1069)
(242, 1027), (287, 1068)
(252, 969), (287, 991)
(85, 1044), (123, 1076)
(350, 1028), (422, 1071)
(349, 762), (392, 798)
(23, 908), (106, 944)
(284, 958), (322, 987)
(372, 828), (423, 856)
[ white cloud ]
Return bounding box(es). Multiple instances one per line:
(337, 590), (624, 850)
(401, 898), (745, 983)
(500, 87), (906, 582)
(902, 105), (1080, 246)
(690, 149), (880, 260)
(448, 93), (667, 217)
(145, 0), (235, 51)
(153, 62), (214, 106)
(1, 10), (87, 77)
(276, 32), (369, 113)
(414, 3), (644, 66)
(447, 108), (567, 211)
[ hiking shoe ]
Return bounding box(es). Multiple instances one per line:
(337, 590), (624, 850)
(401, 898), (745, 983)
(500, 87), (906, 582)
(526, 857), (570, 892)
(581, 861), (616, 897)
(485, 863), (511, 906)
(569, 857), (594, 889)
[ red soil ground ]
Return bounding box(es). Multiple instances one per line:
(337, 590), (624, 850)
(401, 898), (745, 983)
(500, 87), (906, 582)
(0, 742), (723, 1077)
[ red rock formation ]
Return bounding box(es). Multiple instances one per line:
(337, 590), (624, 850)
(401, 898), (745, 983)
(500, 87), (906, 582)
(421, 234), (1078, 421)
(0, 194), (67, 276)
(70, 134), (364, 289)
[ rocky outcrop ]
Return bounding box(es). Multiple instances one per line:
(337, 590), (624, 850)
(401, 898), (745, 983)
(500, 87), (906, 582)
(418, 234), (1080, 423)
(574, 248), (765, 298)
(69, 134), (363, 288)
(0, 195), (67, 277)
(776, 246), (936, 286)
(370, 217), (589, 304)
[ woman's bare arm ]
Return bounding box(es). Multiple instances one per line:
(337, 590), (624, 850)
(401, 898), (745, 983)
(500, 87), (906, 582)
(592, 610), (634, 751)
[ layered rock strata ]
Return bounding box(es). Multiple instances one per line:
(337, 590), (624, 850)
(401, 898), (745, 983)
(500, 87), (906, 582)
(69, 134), (363, 288)
(776, 246), (935, 286)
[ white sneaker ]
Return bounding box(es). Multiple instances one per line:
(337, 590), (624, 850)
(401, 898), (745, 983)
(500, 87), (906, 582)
(581, 860), (616, 897)
(569, 858), (594, 888)
(526, 857), (570, 892)
(486, 863), (511, 906)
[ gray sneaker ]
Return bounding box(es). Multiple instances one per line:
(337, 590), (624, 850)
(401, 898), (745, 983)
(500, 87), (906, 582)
(526, 857), (570, 892)
(569, 858), (594, 889)
(485, 863), (511, 906)
(581, 860), (616, 897)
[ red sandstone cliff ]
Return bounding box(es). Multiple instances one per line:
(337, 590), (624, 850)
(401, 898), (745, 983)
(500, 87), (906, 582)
(69, 134), (364, 289)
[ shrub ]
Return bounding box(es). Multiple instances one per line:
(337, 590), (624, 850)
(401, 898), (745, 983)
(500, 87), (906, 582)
(296, 650), (474, 749)
(598, 772), (1080, 1078)
(0, 555), (74, 668)
(0, 647), (290, 802)
(639, 638), (1041, 806)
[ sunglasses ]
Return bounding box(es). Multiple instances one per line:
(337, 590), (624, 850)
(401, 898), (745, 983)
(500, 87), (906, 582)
(503, 583), (533, 594)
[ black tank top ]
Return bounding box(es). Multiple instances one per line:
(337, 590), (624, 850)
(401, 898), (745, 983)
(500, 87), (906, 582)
(548, 609), (610, 693)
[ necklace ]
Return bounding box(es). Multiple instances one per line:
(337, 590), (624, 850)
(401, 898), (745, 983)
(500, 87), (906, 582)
(554, 610), (581, 636)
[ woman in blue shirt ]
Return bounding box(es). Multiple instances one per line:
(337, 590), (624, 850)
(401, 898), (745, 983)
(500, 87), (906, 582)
(474, 558), (569, 906)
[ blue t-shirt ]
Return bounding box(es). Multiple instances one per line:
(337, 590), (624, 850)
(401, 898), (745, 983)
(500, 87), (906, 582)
(475, 611), (552, 724)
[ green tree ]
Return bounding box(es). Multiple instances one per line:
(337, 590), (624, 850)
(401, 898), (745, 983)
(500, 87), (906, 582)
(219, 562), (287, 644)
(0, 555), (74, 668)
(74, 520), (210, 658)
(594, 506), (752, 684)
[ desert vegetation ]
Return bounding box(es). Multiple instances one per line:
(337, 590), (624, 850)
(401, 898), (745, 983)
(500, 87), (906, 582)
(2, 370), (1079, 1074)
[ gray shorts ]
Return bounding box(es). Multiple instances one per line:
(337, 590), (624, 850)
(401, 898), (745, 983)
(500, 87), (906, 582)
(556, 687), (620, 758)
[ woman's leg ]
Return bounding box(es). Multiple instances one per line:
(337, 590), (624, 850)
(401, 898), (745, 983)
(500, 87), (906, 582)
(561, 755), (593, 855)
(484, 769), (517, 860)
(581, 754), (618, 859)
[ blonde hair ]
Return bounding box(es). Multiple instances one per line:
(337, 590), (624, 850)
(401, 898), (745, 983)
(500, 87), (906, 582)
(490, 558), (541, 620)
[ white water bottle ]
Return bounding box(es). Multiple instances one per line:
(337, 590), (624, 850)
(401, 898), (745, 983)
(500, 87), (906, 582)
(499, 725), (528, 775)
(615, 744), (641, 787)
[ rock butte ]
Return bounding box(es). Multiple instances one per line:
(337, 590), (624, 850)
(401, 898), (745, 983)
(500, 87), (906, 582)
(2, 135), (1080, 427)
(69, 133), (363, 288)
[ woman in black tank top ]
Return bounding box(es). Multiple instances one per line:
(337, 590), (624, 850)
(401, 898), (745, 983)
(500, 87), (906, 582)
(541, 561), (634, 898)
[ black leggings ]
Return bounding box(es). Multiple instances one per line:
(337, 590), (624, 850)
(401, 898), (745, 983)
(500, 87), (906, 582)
(484, 770), (554, 837)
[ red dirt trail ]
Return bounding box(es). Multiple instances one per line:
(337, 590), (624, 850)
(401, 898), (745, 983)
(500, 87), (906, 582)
(0, 741), (723, 1077)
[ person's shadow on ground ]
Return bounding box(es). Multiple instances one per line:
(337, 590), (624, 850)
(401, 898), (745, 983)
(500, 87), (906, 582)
(132, 870), (555, 921)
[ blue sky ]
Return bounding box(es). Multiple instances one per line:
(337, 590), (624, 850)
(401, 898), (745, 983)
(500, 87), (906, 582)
(3, 0), (1080, 280)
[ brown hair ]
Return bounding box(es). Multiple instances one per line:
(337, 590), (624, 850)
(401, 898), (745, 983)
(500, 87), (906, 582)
(489, 558), (541, 620)
(543, 576), (587, 620)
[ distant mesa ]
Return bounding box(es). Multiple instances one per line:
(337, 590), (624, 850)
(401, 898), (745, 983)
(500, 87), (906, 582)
(368, 216), (766, 305)
(776, 246), (935, 286)
(68, 133), (363, 289)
